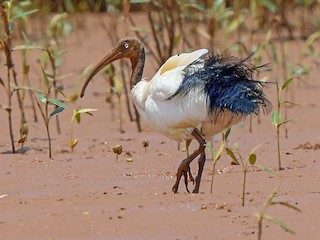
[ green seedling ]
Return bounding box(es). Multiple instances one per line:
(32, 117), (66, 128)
(226, 143), (274, 206)
(0, 2), (38, 153)
(206, 140), (224, 194)
(142, 140), (149, 153)
(69, 108), (98, 152)
(32, 66), (67, 159)
(125, 151), (134, 163)
(271, 77), (294, 171)
(12, 43), (64, 134)
(255, 185), (301, 240)
(205, 128), (231, 194)
(112, 145), (123, 161)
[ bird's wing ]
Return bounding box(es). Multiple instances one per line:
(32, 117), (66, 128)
(155, 49), (209, 77)
(147, 49), (208, 101)
(168, 51), (272, 123)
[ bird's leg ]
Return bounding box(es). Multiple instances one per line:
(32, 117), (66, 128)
(192, 151), (206, 193)
(187, 166), (195, 184)
(172, 129), (205, 193)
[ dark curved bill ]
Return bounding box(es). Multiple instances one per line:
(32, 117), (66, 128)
(80, 50), (121, 98)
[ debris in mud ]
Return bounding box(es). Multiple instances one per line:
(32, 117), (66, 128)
(294, 141), (320, 150)
(200, 202), (231, 211)
(0, 194), (8, 199)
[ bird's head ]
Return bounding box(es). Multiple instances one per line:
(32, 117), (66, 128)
(80, 37), (142, 98)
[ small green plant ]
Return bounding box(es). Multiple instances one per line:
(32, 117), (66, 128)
(254, 185), (301, 240)
(142, 140), (149, 153)
(226, 143), (274, 206)
(32, 67), (67, 159)
(205, 128), (231, 193)
(125, 151), (134, 163)
(271, 77), (294, 171)
(206, 140), (224, 194)
(0, 1), (38, 153)
(112, 145), (123, 161)
(69, 108), (98, 152)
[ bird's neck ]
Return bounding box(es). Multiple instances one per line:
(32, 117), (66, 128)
(130, 47), (145, 89)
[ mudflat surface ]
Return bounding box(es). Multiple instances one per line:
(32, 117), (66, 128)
(1, 14), (320, 239)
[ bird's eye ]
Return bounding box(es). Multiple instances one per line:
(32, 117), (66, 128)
(124, 43), (129, 49)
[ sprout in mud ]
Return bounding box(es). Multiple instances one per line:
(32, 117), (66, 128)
(112, 145), (123, 161)
(142, 140), (149, 153)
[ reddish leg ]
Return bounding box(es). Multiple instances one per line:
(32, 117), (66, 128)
(172, 129), (206, 193)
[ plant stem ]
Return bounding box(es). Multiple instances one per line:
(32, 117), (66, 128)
(45, 102), (52, 159)
(1, 6), (15, 153)
(242, 168), (247, 207)
(70, 119), (74, 152)
(47, 49), (61, 134)
(276, 83), (282, 171)
(46, 121), (52, 159)
(257, 214), (263, 240)
(210, 161), (217, 194)
(117, 94), (124, 133)
(277, 126), (281, 171)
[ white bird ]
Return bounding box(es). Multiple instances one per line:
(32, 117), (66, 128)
(81, 37), (271, 193)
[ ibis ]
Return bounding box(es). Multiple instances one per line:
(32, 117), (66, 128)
(80, 37), (271, 193)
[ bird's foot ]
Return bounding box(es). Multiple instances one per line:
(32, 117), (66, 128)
(172, 164), (194, 194)
(192, 176), (201, 193)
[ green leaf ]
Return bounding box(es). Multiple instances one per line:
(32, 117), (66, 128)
(197, 28), (211, 40)
(49, 13), (68, 29)
(76, 112), (81, 123)
(281, 77), (294, 91)
(48, 99), (67, 109)
(72, 108), (97, 124)
(254, 164), (275, 173)
(76, 108), (98, 114)
(25, 86), (42, 93)
(36, 93), (47, 103)
(271, 201), (301, 212)
(81, 65), (93, 78)
(205, 144), (215, 159)
(263, 214), (296, 234)
(130, 0), (151, 3)
(113, 74), (123, 96)
(69, 138), (78, 148)
(249, 153), (257, 165)
(50, 106), (65, 118)
(271, 111), (281, 126)
(214, 142), (224, 163)
(11, 9), (39, 20)
(224, 127), (231, 141)
(234, 142), (239, 151)
(268, 41), (279, 64)
(12, 44), (42, 51)
(249, 143), (264, 156)
(225, 148), (240, 165)
(261, 0), (277, 13)
(40, 66), (51, 90)
(306, 31), (320, 46)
